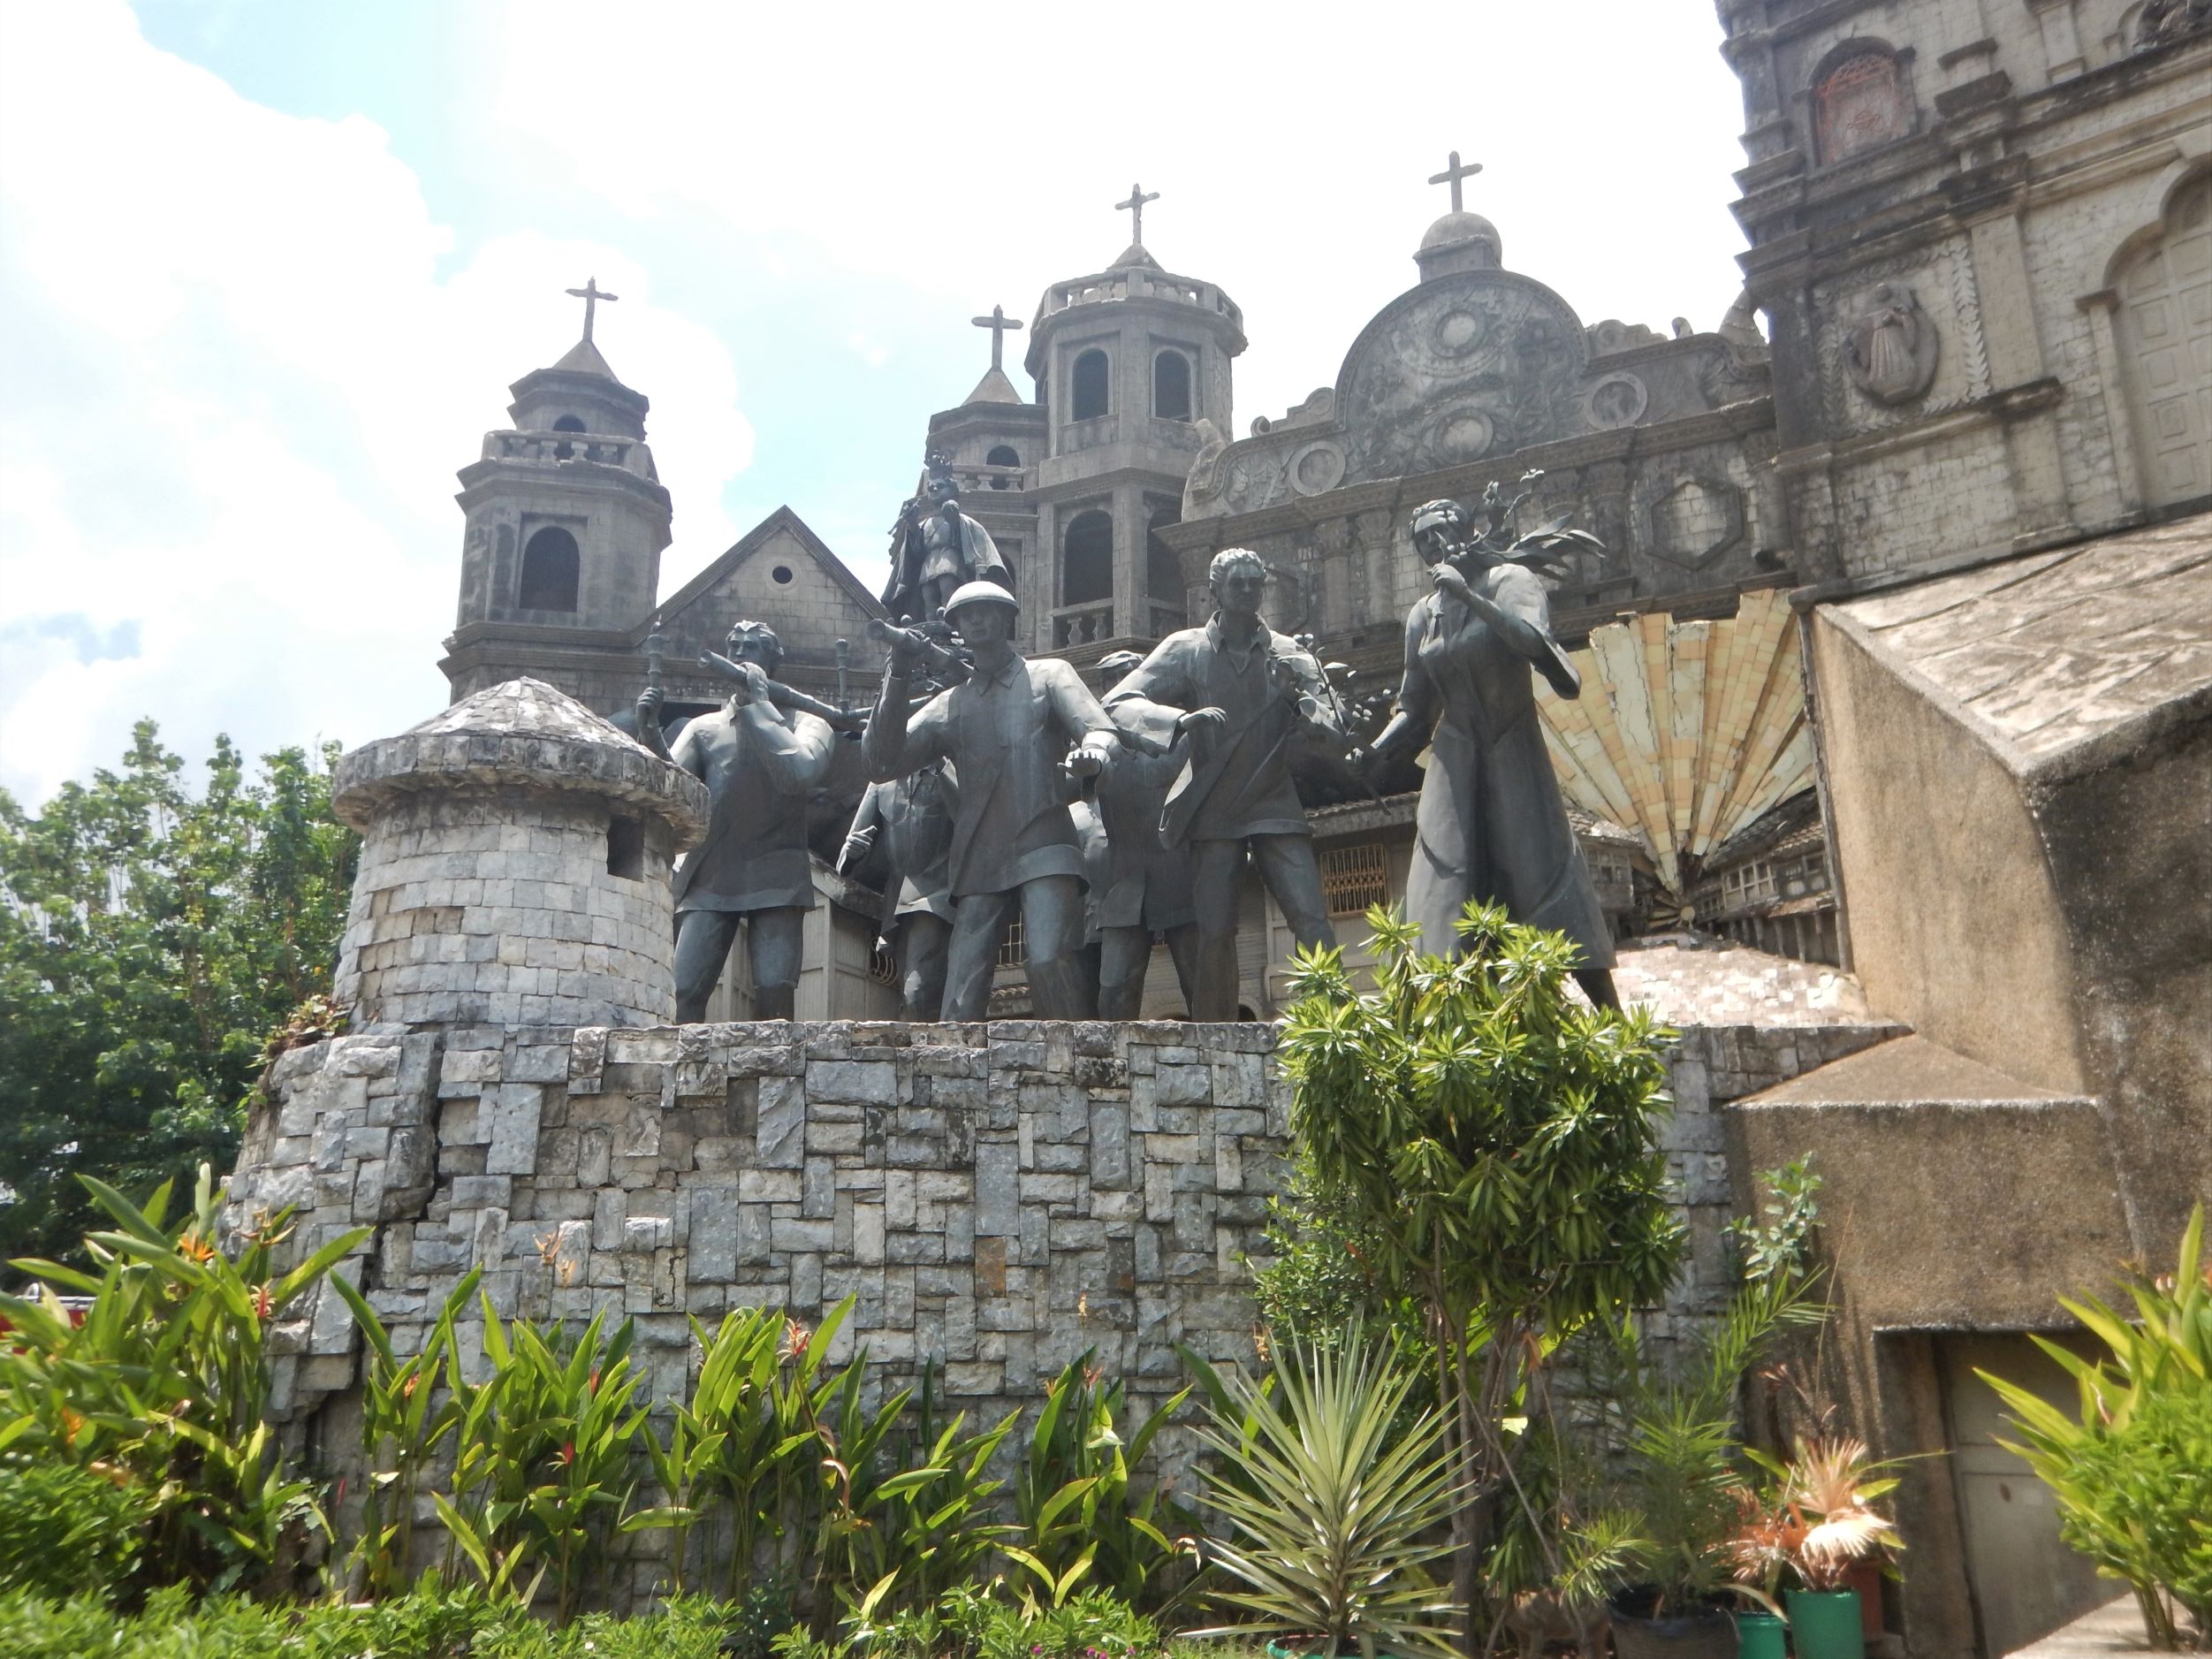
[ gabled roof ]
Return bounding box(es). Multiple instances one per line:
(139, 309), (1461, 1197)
(650, 506), (886, 638)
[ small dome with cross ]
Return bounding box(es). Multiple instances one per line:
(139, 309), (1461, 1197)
(1418, 209), (1502, 265)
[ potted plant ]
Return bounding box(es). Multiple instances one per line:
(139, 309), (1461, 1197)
(1729, 1438), (1903, 1659)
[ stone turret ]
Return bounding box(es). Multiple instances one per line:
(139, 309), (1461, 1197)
(331, 678), (708, 1030)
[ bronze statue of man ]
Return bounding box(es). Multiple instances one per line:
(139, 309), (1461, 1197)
(1086, 648), (1203, 1020)
(1105, 549), (1343, 1020)
(880, 454), (1012, 626)
(863, 582), (1117, 1020)
(1353, 497), (1618, 1009)
(639, 620), (837, 1022)
(838, 691), (958, 1021)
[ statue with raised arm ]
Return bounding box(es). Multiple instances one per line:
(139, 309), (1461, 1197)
(862, 581), (1117, 1021)
(1087, 649), (1203, 1019)
(1351, 494), (1619, 1009)
(638, 620), (837, 1022)
(1105, 549), (1344, 1020)
(880, 453), (1012, 627)
(838, 670), (959, 1022)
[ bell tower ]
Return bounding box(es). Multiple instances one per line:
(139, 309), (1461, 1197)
(440, 279), (673, 713)
(1020, 186), (1246, 658)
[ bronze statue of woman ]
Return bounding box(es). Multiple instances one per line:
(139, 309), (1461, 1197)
(1353, 494), (1620, 1009)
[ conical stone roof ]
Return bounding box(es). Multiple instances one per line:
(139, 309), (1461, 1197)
(331, 677), (708, 843)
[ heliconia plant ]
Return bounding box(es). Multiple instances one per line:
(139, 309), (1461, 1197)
(0, 1163), (367, 1595)
(331, 1265), (485, 1599)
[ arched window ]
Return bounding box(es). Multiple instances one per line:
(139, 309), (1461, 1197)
(518, 526), (581, 612)
(1061, 510), (1114, 605)
(1145, 505), (1183, 599)
(551, 414), (585, 460)
(985, 444), (1020, 490)
(1071, 349), (1110, 421)
(1814, 48), (1909, 164)
(1152, 351), (1192, 420)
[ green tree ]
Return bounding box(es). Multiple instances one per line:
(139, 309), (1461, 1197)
(0, 722), (356, 1263)
(1276, 902), (1684, 1629)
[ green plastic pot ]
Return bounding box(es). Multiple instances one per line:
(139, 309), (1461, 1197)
(1786, 1589), (1865, 1659)
(1736, 1610), (1787, 1659)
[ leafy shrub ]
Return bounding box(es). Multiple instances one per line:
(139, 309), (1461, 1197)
(0, 1582), (751, 1659)
(0, 1457), (150, 1603)
(1982, 1203), (2211, 1648)
(0, 1165), (365, 1596)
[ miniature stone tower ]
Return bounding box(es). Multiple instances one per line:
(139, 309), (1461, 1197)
(440, 284), (673, 712)
(331, 678), (708, 1030)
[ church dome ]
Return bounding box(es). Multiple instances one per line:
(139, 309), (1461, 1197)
(1418, 210), (1502, 264)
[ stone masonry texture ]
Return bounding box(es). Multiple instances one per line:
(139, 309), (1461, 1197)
(225, 1015), (1904, 1507)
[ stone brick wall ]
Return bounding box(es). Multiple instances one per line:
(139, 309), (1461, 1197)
(335, 788), (683, 1030)
(227, 1013), (1903, 1457)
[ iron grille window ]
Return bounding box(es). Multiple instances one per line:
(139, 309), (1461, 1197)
(1319, 842), (1390, 917)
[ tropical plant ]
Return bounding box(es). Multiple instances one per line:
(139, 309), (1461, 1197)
(0, 1163), (365, 1594)
(332, 1266), (484, 1598)
(816, 1358), (1016, 1621)
(1980, 1203), (2211, 1648)
(1581, 1274), (1817, 1615)
(1724, 1156), (1823, 1289)
(438, 1298), (654, 1622)
(1729, 1436), (1903, 1594)
(0, 1456), (153, 1603)
(1009, 1348), (1197, 1616)
(1185, 1334), (1463, 1659)
(1276, 902), (1683, 1615)
(0, 729), (357, 1263)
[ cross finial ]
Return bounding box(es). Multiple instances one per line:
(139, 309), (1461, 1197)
(565, 277), (620, 343)
(1115, 182), (1160, 245)
(971, 304), (1023, 371)
(1426, 150), (1483, 215)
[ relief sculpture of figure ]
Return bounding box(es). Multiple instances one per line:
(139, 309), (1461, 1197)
(863, 582), (1116, 1021)
(1351, 496), (1619, 1009)
(879, 453), (1013, 627)
(639, 620), (838, 1022)
(1106, 549), (1344, 1020)
(1088, 649), (1203, 1020)
(838, 702), (958, 1021)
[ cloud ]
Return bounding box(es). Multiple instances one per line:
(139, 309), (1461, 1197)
(483, 0), (1752, 438)
(0, 2), (753, 804)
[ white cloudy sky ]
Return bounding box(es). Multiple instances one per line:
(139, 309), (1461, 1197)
(0, 0), (1751, 804)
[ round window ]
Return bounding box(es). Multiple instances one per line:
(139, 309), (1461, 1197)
(772, 565), (794, 584)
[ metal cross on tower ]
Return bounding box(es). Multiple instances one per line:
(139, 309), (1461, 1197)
(971, 304), (1023, 371)
(1426, 151), (1483, 214)
(565, 277), (620, 343)
(1115, 182), (1160, 245)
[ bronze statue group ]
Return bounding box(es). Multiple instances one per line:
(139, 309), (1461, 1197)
(640, 468), (1619, 1026)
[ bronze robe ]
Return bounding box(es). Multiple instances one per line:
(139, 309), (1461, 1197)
(671, 700), (838, 915)
(1395, 565), (1614, 968)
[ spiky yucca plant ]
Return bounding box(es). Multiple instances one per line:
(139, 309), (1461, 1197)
(1188, 1336), (1463, 1659)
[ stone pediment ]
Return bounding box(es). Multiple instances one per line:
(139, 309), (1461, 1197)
(1185, 268), (1591, 517)
(1336, 270), (1588, 483)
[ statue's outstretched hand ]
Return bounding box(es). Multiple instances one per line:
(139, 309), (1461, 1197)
(1174, 706), (1228, 742)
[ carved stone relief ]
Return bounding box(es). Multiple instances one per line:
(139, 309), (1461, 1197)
(1337, 272), (1586, 483)
(1289, 441), (1348, 496)
(1584, 373), (1650, 430)
(1843, 282), (1941, 406)
(1635, 474), (1747, 570)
